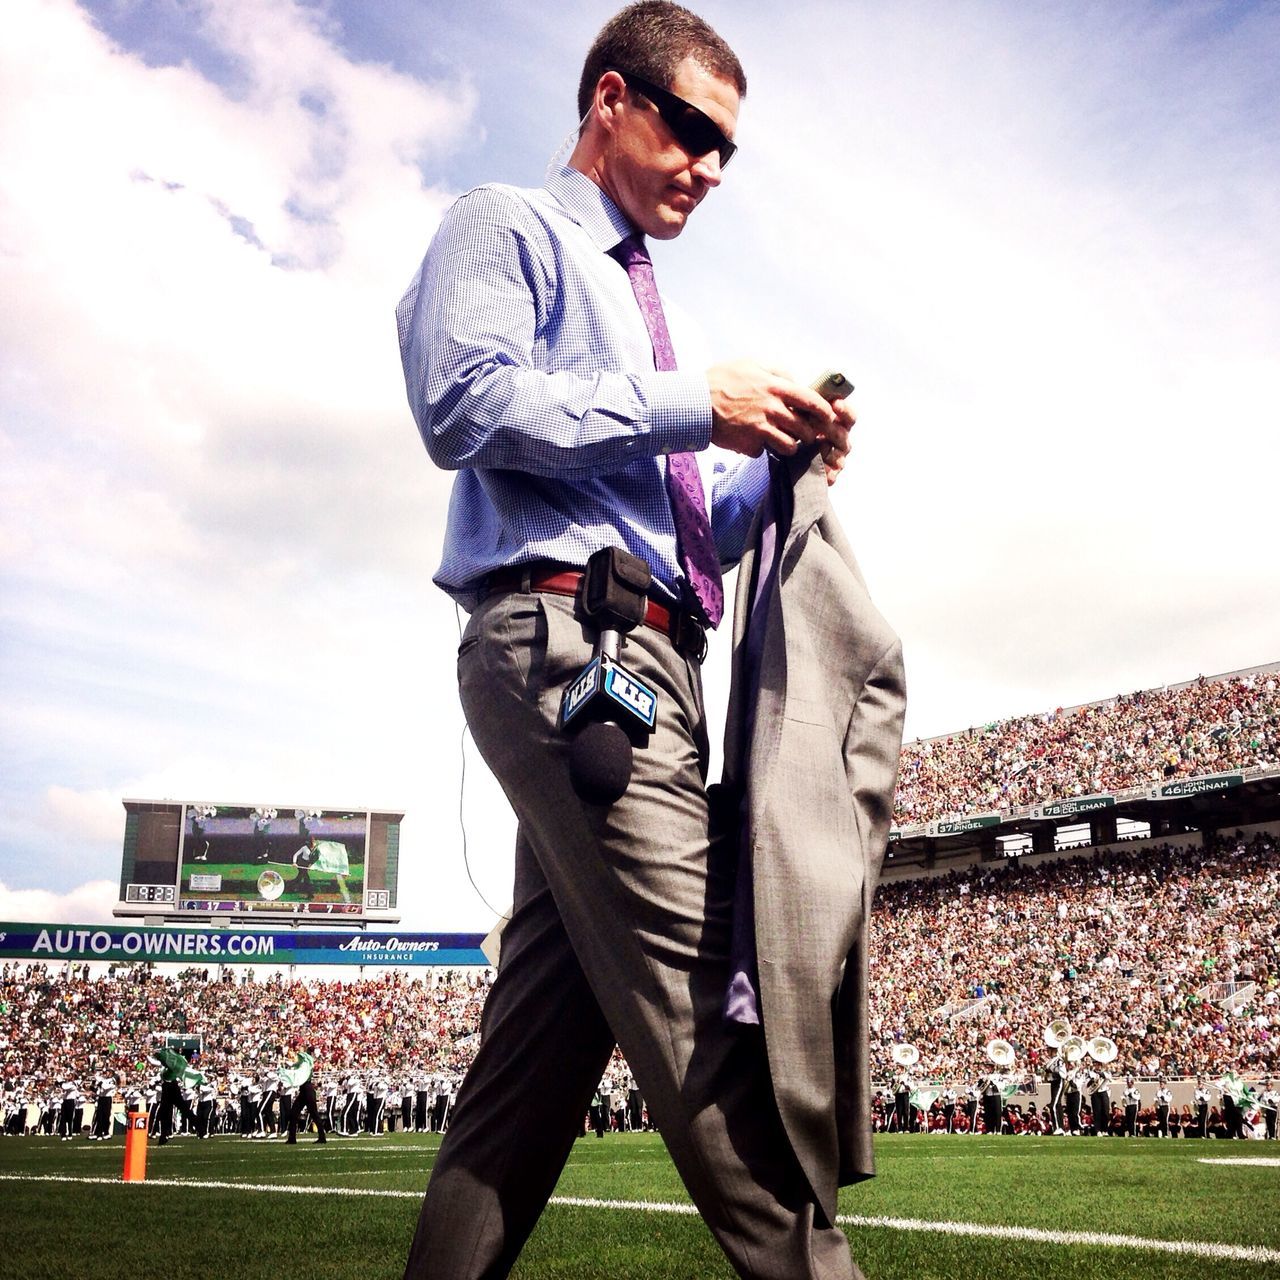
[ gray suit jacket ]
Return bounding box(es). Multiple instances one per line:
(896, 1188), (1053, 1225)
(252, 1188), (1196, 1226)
(722, 447), (906, 1224)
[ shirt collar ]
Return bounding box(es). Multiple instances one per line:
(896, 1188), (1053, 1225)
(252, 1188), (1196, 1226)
(544, 164), (636, 253)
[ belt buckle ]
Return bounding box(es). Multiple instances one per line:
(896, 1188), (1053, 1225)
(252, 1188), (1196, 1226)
(669, 607), (707, 664)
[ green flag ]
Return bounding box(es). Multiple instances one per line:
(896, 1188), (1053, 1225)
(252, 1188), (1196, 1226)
(277, 1050), (314, 1090)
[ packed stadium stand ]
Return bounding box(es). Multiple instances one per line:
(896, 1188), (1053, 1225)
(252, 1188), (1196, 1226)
(3, 664), (1277, 1137)
(893, 664), (1279, 826)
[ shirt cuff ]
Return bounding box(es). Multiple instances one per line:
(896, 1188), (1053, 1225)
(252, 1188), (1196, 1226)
(642, 371), (713, 455)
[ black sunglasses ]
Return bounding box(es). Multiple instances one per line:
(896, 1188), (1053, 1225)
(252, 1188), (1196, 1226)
(605, 65), (737, 169)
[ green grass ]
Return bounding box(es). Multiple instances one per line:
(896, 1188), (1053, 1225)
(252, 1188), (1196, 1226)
(0, 1131), (1275, 1279)
(180, 859), (361, 903)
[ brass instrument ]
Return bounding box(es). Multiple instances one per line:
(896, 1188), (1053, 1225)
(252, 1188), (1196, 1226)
(1043, 1019), (1072, 1049)
(1086, 1035), (1118, 1065)
(985, 1039), (1016, 1069)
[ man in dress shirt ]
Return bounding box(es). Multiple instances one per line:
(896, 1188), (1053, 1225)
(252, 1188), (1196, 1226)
(396, 4), (854, 1278)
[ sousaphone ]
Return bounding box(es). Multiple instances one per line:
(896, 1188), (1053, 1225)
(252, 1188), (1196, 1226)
(891, 1043), (920, 1068)
(985, 1038), (1016, 1069)
(1086, 1035), (1118, 1065)
(1060, 1034), (1087, 1065)
(1043, 1019), (1072, 1049)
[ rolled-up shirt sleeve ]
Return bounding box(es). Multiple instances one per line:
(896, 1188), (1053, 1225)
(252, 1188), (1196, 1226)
(396, 188), (711, 478)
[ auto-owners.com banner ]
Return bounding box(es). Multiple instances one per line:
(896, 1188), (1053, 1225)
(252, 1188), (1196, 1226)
(0, 922), (488, 966)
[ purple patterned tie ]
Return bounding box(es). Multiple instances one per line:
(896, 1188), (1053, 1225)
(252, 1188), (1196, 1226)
(611, 234), (724, 627)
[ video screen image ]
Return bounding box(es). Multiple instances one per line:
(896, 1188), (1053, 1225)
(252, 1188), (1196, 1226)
(179, 805), (367, 914)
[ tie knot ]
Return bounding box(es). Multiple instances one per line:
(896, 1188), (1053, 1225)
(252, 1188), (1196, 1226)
(612, 234), (650, 272)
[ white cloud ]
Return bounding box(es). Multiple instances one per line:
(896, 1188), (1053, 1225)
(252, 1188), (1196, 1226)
(36, 785), (123, 844)
(0, 0), (470, 555)
(0, 878), (119, 924)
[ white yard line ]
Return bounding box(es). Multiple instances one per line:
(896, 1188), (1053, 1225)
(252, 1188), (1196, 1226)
(2, 1175), (1277, 1265)
(1197, 1157), (1280, 1167)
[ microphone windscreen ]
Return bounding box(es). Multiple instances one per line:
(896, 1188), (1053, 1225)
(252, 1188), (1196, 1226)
(568, 721), (633, 805)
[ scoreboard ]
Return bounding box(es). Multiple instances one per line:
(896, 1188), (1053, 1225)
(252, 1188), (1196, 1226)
(114, 798), (403, 925)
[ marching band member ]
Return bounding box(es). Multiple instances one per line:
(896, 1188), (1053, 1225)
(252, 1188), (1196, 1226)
(366, 1071), (388, 1135)
(1261, 1079), (1278, 1141)
(1216, 1072), (1238, 1139)
(341, 1069), (362, 1136)
(123, 1079), (143, 1128)
(1193, 1075), (1211, 1139)
(281, 1044), (327, 1145)
(1046, 1052), (1068, 1134)
(400, 1075), (415, 1132)
(246, 1071), (265, 1138)
(1154, 1077), (1173, 1138)
(892, 1069), (913, 1133)
(889, 1044), (920, 1133)
(57, 1078), (80, 1140)
(413, 1072), (431, 1133)
(981, 1071), (1004, 1135)
(257, 1066), (281, 1138)
(196, 1074), (219, 1138)
(966, 1080), (982, 1134)
(90, 1070), (117, 1140)
(1065, 1066), (1083, 1135)
(942, 1086), (958, 1134)
(323, 1073), (341, 1133)
(1122, 1077), (1141, 1137)
(1088, 1065), (1113, 1137)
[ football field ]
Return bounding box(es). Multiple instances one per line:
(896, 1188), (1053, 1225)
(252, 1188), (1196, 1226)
(1, 1131), (1276, 1279)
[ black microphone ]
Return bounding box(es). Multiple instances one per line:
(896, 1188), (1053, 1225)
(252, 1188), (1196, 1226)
(560, 548), (658, 805)
(568, 721), (634, 805)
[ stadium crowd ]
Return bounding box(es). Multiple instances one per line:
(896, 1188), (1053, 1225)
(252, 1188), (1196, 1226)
(869, 828), (1279, 1086)
(0, 963), (494, 1138)
(894, 669), (1280, 825)
(3, 829), (1275, 1140)
(3, 667), (1277, 1142)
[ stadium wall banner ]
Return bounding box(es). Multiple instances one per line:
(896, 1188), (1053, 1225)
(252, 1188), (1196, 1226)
(1147, 772), (1245, 801)
(1029, 794), (1116, 820)
(926, 813), (1002, 837)
(0, 923), (488, 966)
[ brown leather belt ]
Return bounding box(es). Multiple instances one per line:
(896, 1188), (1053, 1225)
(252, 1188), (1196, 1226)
(482, 563), (708, 662)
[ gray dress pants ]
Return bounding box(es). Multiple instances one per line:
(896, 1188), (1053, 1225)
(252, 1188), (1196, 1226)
(403, 588), (856, 1280)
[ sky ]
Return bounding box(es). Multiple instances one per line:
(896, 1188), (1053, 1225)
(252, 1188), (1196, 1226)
(1, 0), (1277, 933)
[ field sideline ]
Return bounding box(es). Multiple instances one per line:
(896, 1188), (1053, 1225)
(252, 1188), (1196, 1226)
(1, 1132), (1276, 1279)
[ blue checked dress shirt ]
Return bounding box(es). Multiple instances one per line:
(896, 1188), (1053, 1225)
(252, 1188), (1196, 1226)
(395, 165), (768, 614)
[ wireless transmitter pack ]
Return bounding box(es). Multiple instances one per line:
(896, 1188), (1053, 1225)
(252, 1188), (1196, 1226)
(559, 546), (660, 804)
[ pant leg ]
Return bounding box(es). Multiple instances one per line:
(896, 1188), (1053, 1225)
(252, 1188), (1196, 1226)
(406, 590), (856, 1280)
(405, 825), (617, 1279)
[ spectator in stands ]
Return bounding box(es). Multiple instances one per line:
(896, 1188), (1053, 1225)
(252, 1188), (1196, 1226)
(894, 671), (1278, 827)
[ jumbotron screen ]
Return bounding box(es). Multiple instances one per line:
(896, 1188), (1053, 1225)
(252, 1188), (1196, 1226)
(115, 799), (402, 924)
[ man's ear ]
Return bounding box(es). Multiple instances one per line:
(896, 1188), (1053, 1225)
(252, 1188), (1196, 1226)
(594, 70), (627, 134)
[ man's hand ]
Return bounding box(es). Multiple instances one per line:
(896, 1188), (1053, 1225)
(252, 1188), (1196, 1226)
(820, 396), (855, 486)
(706, 360), (852, 484)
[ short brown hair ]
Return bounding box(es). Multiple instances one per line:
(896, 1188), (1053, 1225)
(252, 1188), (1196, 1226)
(577, 1), (747, 120)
